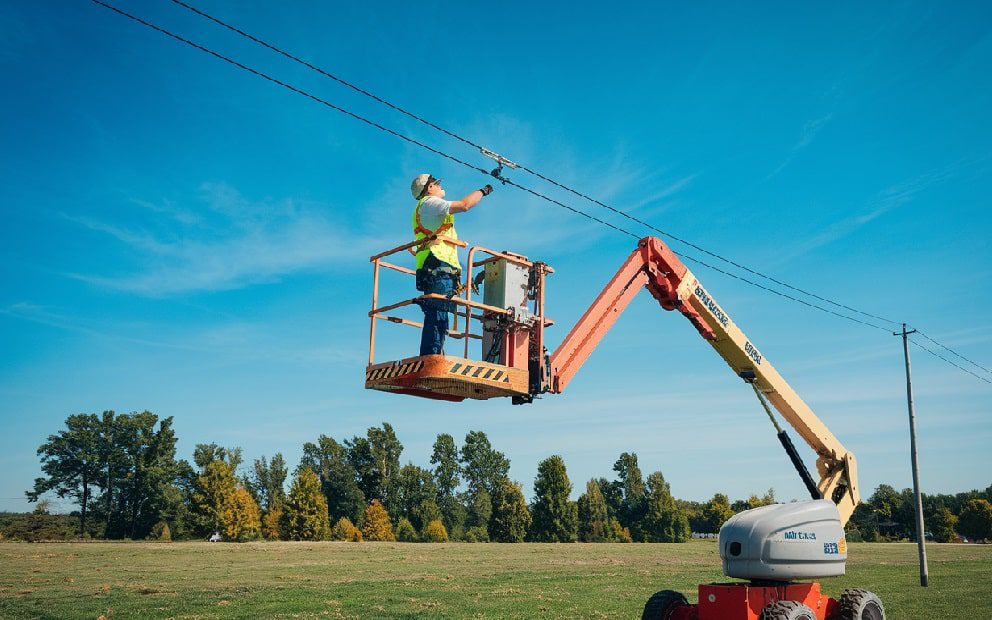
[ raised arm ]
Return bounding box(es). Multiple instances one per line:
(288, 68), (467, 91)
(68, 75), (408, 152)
(547, 237), (860, 524)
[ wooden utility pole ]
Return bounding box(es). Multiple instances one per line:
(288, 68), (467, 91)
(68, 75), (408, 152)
(896, 323), (929, 587)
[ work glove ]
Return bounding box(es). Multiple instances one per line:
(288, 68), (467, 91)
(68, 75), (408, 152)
(479, 184), (494, 196)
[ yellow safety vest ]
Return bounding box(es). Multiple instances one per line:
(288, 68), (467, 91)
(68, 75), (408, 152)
(412, 197), (460, 270)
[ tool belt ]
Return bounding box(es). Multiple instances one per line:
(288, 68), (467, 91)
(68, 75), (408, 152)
(415, 256), (462, 293)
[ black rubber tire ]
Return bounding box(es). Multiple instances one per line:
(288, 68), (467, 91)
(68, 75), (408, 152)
(641, 589), (689, 620)
(759, 600), (818, 620)
(830, 588), (886, 620)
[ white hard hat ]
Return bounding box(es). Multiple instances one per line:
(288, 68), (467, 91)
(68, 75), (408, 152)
(411, 173), (440, 199)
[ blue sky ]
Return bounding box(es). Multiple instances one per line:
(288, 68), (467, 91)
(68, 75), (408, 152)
(2, 1), (990, 514)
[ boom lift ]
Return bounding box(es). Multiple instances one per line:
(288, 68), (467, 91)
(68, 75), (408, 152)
(365, 235), (884, 620)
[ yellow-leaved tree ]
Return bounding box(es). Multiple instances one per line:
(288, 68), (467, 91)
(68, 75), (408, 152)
(362, 500), (395, 541)
(221, 486), (261, 542)
(195, 459), (261, 542)
(196, 460), (237, 533)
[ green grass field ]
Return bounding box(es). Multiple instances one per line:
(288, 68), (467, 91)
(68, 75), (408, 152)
(1, 540), (989, 618)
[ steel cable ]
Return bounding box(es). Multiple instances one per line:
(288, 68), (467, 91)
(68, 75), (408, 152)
(168, 0), (900, 328)
(90, 0), (988, 380)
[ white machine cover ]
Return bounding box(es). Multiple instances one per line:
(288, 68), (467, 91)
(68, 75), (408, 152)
(719, 499), (847, 580)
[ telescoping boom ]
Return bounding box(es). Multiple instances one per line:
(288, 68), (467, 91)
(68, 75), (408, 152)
(546, 237), (860, 524)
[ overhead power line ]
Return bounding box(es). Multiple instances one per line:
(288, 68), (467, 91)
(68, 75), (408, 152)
(90, 0), (990, 383)
(169, 0), (902, 330)
(910, 338), (992, 385)
(915, 330), (992, 377)
(89, 0), (888, 334)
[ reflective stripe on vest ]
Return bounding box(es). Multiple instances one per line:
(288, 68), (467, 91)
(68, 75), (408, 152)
(412, 196), (460, 270)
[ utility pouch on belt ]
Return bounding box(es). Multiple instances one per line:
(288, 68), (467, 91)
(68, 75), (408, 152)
(415, 263), (461, 293)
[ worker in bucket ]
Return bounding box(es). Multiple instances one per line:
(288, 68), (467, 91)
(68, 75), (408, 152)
(410, 173), (494, 356)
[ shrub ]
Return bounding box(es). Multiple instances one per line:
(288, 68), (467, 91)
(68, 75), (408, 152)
(396, 518), (418, 542)
(332, 517), (362, 542)
(607, 518), (632, 543)
(362, 500), (395, 542)
(423, 519), (448, 542)
(0, 512), (77, 541)
(463, 525), (489, 542)
(150, 521), (172, 542)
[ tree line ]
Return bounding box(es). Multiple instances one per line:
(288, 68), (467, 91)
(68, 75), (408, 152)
(847, 483), (992, 543)
(12, 410), (991, 544)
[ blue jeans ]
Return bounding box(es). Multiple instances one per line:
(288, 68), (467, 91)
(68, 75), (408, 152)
(415, 255), (460, 356)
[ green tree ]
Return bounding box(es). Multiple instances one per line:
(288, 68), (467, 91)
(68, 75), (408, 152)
(530, 455), (578, 542)
(193, 443), (242, 471)
(577, 479), (609, 542)
(701, 493), (735, 533)
(396, 464), (438, 529)
(867, 484), (907, 539)
(491, 479), (531, 543)
(346, 424), (403, 511)
(957, 499), (992, 541)
(849, 502), (880, 542)
(613, 452), (646, 540)
(440, 497), (467, 541)
(414, 500), (443, 536)
(369, 423), (404, 510)
(595, 477), (623, 521)
(431, 433), (464, 535)
(28, 413), (101, 535)
(362, 499), (396, 541)
(281, 468), (330, 541)
(395, 517), (418, 542)
(299, 435), (366, 526)
(929, 506), (957, 543)
(747, 488), (776, 509)
(251, 454), (287, 512)
(679, 499), (705, 533)
(642, 471), (690, 543)
(468, 488), (493, 536)
(460, 431), (510, 497)
(431, 433), (461, 500)
(112, 412), (184, 539)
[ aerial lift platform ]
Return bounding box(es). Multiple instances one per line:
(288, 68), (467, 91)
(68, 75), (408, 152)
(366, 234), (550, 403)
(365, 234), (883, 620)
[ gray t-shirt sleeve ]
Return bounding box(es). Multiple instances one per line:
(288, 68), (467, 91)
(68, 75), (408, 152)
(420, 196), (452, 222)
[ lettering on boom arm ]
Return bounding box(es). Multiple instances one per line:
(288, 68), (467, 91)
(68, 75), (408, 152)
(692, 282), (763, 367)
(745, 341), (763, 366)
(692, 283), (730, 328)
